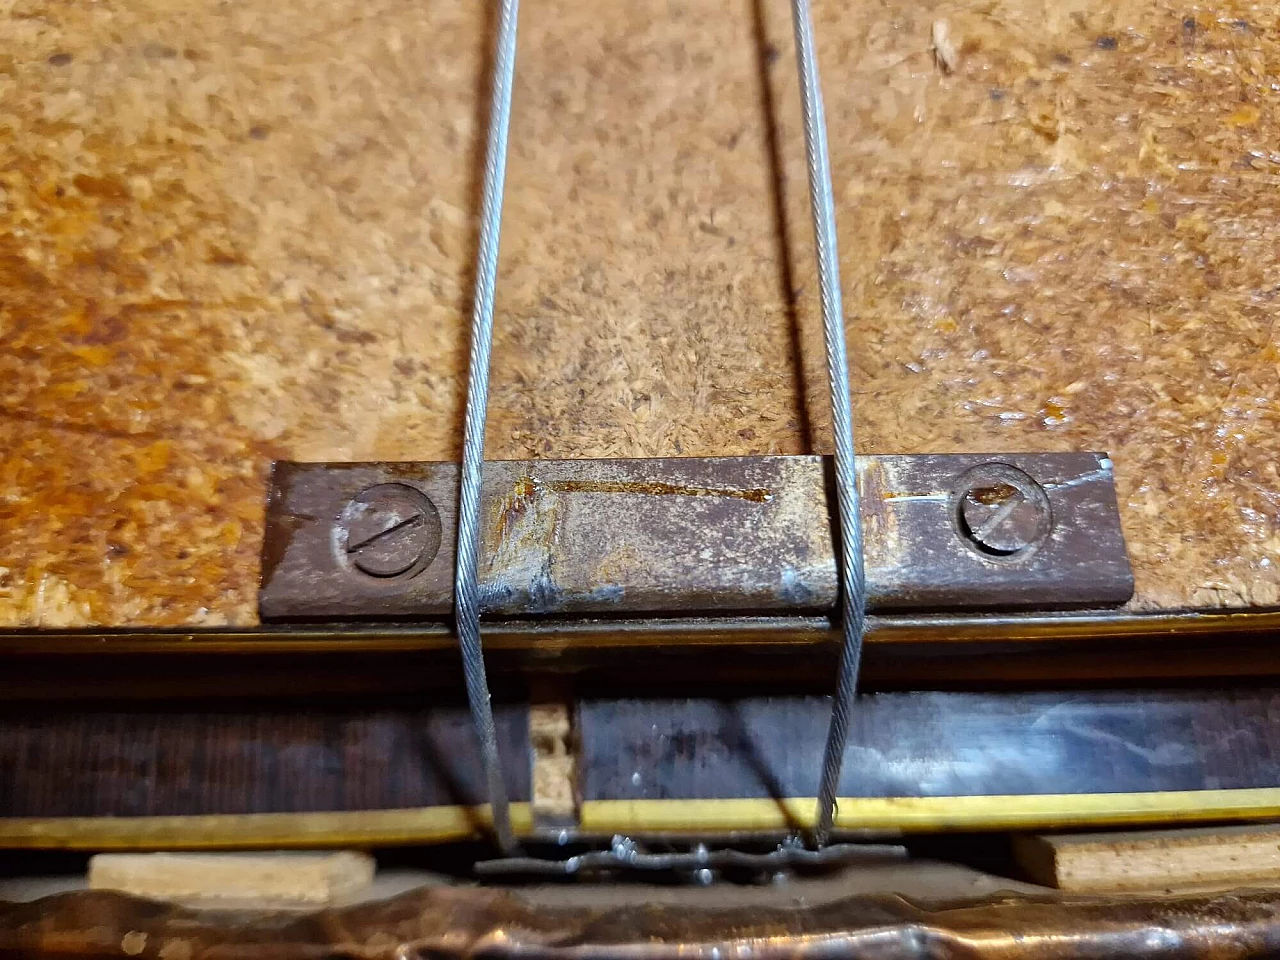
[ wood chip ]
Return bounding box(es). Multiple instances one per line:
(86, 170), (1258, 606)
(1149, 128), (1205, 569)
(530, 698), (579, 821)
(932, 19), (959, 73)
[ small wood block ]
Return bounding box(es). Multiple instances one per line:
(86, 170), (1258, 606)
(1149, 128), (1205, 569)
(1014, 824), (1280, 893)
(88, 851), (375, 904)
(531, 700), (578, 822)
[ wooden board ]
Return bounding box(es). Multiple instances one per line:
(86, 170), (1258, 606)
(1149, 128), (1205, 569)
(88, 851), (375, 904)
(1, 0), (1278, 631)
(1014, 824), (1280, 893)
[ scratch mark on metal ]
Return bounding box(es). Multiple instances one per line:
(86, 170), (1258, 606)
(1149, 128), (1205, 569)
(541, 478), (773, 502)
(1044, 468), (1110, 491)
(880, 492), (949, 504)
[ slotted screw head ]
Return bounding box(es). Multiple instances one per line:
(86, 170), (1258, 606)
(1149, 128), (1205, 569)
(955, 463), (1052, 558)
(337, 483), (441, 578)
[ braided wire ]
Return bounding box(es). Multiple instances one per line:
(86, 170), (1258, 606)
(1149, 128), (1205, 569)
(454, 0), (521, 855)
(788, 0), (868, 846)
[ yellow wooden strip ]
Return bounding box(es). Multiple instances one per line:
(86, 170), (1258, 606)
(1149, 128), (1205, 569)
(579, 789), (1280, 834)
(3, 790), (1279, 849)
(0, 805), (536, 850)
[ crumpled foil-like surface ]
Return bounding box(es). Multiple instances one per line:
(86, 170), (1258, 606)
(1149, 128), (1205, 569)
(5, 885), (1280, 958)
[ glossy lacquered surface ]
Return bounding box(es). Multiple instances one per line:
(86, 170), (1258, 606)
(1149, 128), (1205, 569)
(2, 687), (1278, 846)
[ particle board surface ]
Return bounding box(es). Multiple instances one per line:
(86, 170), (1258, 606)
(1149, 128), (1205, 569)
(88, 851), (375, 905)
(1014, 823), (1280, 893)
(1, 0), (1277, 629)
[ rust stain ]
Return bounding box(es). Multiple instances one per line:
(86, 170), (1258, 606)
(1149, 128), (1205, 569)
(485, 475), (565, 613)
(543, 479), (772, 503)
(493, 475), (543, 548)
(968, 483), (1020, 506)
(491, 474), (770, 554)
(857, 459), (900, 571)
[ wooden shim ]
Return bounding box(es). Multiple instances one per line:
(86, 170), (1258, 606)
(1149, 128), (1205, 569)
(1014, 824), (1280, 893)
(88, 852), (375, 905)
(530, 696), (579, 824)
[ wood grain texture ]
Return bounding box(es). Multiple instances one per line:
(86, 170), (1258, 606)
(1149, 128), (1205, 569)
(1, 0), (1277, 629)
(577, 690), (1280, 802)
(0, 701), (532, 817)
(2, 689), (1279, 824)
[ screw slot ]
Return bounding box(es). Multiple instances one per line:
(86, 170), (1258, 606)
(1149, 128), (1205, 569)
(336, 483), (441, 579)
(953, 463), (1052, 560)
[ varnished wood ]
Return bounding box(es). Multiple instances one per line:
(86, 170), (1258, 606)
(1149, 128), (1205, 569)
(578, 691), (1280, 803)
(3, 688), (1279, 845)
(0, 701), (531, 818)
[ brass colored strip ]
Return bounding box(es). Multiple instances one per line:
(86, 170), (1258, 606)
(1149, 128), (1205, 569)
(2, 609), (1280, 656)
(580, 789), (1280, 835)
(0, 805), (536, 850)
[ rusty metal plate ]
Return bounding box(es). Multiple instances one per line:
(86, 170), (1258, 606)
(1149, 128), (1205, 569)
(860, 453), (1132, 610)
(259, 454), (1132, 621)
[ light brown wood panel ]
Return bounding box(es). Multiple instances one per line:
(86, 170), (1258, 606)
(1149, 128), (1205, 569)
(1, 0), (1276, 629)
(1014, 824), (1280, 893)
(88, 851), (375, 904)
